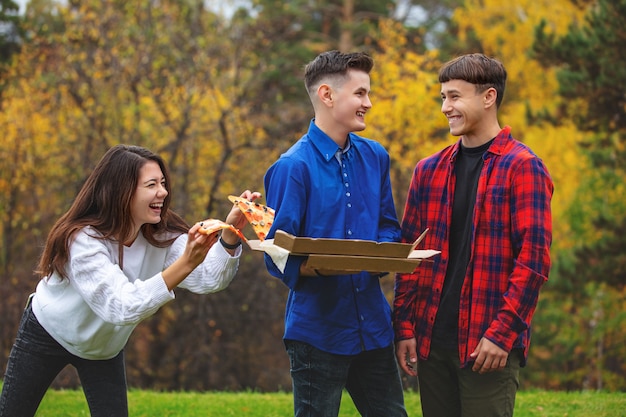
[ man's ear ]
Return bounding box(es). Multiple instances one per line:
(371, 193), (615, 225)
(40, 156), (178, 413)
(317, 84), (333, 107)
(484, 87), (497, 109)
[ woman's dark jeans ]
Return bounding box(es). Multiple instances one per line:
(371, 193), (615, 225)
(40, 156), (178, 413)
(0, 302), (128, 417)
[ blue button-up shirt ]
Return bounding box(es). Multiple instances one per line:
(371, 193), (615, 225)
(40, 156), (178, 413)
(264, 120), (401, 355)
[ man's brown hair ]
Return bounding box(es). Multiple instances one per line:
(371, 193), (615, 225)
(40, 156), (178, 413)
(439, 53), (507, 108)
(304, 50), (373, 95)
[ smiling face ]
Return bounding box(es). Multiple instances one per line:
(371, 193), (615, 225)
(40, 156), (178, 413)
(441, 79), (485, 136)
(314, 68), (372, 146)
(129, 160), (168, 238)
(440, 79), (499, 146)
(330, 69), (372, 133)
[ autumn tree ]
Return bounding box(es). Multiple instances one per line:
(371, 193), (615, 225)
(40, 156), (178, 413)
(0, 0), (289, 390)
(532, 0), (626, 390)
(360, 19), (445, 215)
(4, 0), (623, 392)
(534, 0), (626, 289)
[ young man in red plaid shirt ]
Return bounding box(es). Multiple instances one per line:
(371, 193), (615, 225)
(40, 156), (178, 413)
(393, 53), (553, 417)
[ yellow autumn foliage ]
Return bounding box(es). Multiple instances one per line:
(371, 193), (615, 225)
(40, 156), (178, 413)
(364, 19), (447, 210)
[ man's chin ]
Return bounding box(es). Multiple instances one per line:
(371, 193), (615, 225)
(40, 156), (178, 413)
(353, 122), (366, 132)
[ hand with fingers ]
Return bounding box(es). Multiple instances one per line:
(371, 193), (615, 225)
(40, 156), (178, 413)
(396, 338), (418, 377)
(470, 337), (509, 374)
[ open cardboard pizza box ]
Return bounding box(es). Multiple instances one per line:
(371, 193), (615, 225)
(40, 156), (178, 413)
(246, 229), (440, 274)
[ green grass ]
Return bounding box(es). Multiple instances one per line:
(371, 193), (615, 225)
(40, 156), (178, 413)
(26, 389), (626, 416)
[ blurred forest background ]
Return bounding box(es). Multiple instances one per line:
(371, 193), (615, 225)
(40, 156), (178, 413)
(0, 0), (624, 392)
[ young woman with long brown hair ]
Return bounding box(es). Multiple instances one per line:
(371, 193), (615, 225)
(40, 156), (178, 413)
(0, 144), (260, 417)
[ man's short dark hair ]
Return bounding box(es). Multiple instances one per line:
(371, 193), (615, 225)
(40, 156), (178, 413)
(304, 50), (373, 94)
(439, 53), (507, 108)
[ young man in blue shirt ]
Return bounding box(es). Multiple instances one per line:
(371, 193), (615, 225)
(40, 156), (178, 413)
(264, 50), (407, 417)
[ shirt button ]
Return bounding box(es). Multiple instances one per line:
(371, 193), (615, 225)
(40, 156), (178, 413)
(347, 203), (352, 208)
(347, 230), (353, 236)
(360, 315), (364, 321)
(346, 192), (351, 197)
(344, 182), (349, 187)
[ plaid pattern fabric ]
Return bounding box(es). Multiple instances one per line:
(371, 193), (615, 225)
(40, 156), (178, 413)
(393, 126), (553, 367)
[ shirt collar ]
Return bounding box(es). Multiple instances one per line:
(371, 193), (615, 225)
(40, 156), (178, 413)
(487, 125), (512, 156)
(307, 119), (351, 162)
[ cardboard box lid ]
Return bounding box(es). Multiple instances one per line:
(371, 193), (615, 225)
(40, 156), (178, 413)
(272, 229), (429, 258)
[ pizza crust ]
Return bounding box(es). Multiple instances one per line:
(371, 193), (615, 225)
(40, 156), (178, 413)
(197, 219), (246, 242)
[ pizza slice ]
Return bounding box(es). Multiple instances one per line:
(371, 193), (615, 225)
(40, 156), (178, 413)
(197, 219), (247, 242)
(228, 195), (275, 241)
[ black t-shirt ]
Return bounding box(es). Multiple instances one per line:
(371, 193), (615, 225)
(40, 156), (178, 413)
(431, 139), (494, 351)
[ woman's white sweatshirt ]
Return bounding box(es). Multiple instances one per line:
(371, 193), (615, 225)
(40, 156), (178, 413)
(31, 226), (240, 360)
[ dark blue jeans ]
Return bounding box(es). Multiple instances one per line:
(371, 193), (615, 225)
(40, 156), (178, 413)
(285, 340), (407, 417)
(0, 302), (128, 417)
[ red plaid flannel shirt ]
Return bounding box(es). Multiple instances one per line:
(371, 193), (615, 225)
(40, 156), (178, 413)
(393, 126), (553, 367)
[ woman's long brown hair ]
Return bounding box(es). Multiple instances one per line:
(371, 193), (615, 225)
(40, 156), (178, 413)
(36, 145), (189, 279)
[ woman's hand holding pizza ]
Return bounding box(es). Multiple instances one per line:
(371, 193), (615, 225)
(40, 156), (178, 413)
(163, 221), (222, 290)
(186, 221), (220, 261)
(194, 190), (263, 254)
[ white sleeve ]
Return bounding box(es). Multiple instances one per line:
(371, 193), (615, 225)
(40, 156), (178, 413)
(165, 234), (241, 294)
(68, 229), (174, 326)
